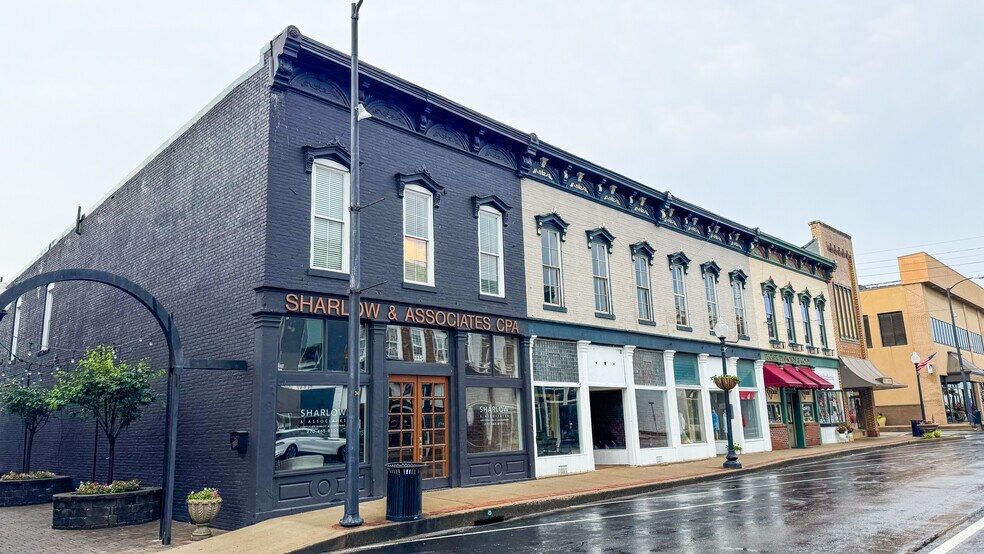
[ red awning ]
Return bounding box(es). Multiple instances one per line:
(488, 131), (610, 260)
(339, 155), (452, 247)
(797, 366), (835, 389)
(763, 363), (807, 388)
(739, 391), (755, 400)
(784, 365), (819, 389)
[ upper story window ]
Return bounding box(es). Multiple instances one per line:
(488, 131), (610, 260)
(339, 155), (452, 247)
(310, 160), (350, 273)
(8, 297), (22, 360)
(877, 311), (907, 347)
(41, 283), (55, 351)
(631, 242), (656, 322)
(701, 262), (721, 330)
(536, 213), (569, 308)
(781, 286), (796, 344)
(762, 279), (778, 341)
(815, 295), (829, 349)
(832, 284), (859, 341)
(668, 252), (691, 328)
(478, 208), (504, 296)
(587, 228), (616, 316)
(729, 270), (748, 338)
(799, 292), (814, 346)
(403, 185), (435, 285)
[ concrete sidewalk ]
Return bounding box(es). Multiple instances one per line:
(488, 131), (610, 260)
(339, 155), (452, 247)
(176, 434), (926, 554)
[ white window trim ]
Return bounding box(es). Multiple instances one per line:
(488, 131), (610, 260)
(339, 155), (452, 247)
(635, 256), (654, 322)
(40, 284), (55, 352)
(704, 273), (719, 328)
(309, 159), (351, 274)
(9, 297), (22, 361)
(541, 228), (565, 307)
(671, 264), (690, 326)
(477, 206), (505, 297)
(732, 281), (747, 337)
(403, 184), (435, 286)
(591, 241), (613, 314)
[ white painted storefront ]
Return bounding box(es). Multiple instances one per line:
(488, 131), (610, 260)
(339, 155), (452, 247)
(530, 338), (772, 478)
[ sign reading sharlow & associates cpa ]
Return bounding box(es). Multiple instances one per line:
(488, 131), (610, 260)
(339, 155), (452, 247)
(285, 293), (522, 334)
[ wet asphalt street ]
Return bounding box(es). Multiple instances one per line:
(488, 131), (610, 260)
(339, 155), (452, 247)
(358, 434), (984, 554)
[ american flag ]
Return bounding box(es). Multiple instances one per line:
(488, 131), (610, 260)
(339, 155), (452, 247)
(916, 352), (937, 371)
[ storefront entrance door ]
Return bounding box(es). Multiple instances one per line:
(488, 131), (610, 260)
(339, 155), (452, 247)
(387, 376), (450, 489)
(784, 390), (800, 448)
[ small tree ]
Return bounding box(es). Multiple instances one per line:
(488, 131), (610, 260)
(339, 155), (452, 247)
(53, 346), (163, 482)
(0, 379), (62, 472)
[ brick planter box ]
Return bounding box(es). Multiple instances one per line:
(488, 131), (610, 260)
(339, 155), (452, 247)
(0, 476), (73, 507)
(52, 487), (161, 530)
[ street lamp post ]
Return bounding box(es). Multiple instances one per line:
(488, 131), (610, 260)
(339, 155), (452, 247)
(945, 276), (983, 428)
(340, 0), (367, 528)
(910, 352), (926, 422)
(713, 321), (741, 469)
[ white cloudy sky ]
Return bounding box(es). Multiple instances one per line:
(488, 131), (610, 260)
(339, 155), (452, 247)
(1, 1), (982, 286)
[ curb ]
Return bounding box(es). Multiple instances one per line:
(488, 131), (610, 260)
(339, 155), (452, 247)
(294, 436), (959, 553)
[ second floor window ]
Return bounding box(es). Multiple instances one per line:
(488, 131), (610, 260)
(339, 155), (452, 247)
(800, 297), (814, 346)
(671, 264), (689, 326)
(310, 161), (350, 272)
(635, 256), (653, 321)
(41, 283), (55, 351)
(732, 280), (747, 337)
(704, 273), (719, 329)
(592, 242), (612, 314)
(816, 298), (829, 348)
(8, 297), (22, 360)
(764, 291), (778, 340)
(478, 208), (504, 296)
(782, 292), (796, 344)
(541, 229), (563, 306)
(403, 185), (434, 285)
(878, 311), (907, 347)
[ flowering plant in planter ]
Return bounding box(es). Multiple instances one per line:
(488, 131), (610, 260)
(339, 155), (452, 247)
(712, 375), (741, 391)
(76, 480), (141, 495)
(1, 470), (56, 481)
(835, 423), (855, 434)
(187, 488), (222, 540)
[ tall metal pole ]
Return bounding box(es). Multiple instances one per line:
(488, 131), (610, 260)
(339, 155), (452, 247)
(340, 0), (366, 528)
(912, 361), (927, 421)
(719, 339), (741, 469)
(947, 287), (975, 427)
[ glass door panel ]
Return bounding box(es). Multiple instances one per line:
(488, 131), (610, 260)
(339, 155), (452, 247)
(387, 375), (450, 488)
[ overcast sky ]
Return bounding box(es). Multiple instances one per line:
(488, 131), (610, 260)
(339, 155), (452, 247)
(1, 1), (982, 286)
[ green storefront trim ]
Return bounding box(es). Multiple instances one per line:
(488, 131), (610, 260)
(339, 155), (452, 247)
(760, 350), (839, 369)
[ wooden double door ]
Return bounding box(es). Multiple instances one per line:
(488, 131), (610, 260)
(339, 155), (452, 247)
(387, 375), (450, 488)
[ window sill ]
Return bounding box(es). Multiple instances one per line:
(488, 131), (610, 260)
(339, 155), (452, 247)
(789, 343), (804, 352)
(639, 319), (657, 327)
(479, 294), (508, 304)
(543, 304), (567, 313)
(738, 335), (750, 342)
(37, 348), (51, 357)
(307, 268), (349, 281)
(403, 282), (437, 293)
(769, 340), (786, 349)
(595, 312), (616, 320)
(807, 346), (820, 355)
(822, 349), (836, 356)
(676, 325), (693, 332)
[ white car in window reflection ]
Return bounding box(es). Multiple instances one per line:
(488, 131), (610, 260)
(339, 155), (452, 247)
(275, 428), (346, 461)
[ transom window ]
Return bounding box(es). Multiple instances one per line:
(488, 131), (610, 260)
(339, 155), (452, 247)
(310, 160), (350, 272)
(404, 185), (435, 285)
(478, 208), (504, 296)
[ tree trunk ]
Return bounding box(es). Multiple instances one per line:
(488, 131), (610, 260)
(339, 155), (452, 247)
(24, 429), (35, 473)
(107, 438), (116, 483)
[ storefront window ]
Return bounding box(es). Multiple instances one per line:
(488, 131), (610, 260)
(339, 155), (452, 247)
(816, 390), (846, 424)
(385, 325), (449, 364)
(534, 387), (580, 456)
(800, 390), (816, 422)
(633, 349), (665, 387)
(466, 334), (520, 378)
(635, 389), (669, 448)
(740, 392), (762, 439)
(466, 388), (523, 453)
(275, 385), (367, 471)
(278, 317), (366, 372)
(710, 391), (727, 441)
(676, 389), (705, 444)
(768, 403), (783, 424)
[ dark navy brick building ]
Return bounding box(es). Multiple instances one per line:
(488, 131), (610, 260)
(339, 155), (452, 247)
(0, 26), (540, 528)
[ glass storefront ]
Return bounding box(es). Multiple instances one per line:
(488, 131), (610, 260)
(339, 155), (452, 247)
(385, 325), (450, 364)
(739, 391), (762, 439)
(275, 385), (367, 471)
(465, 333), (520, 377)
(278, 317), (367, 372)
(465, 387), (523, 453)
(816, 390), (846, 425)
(710, 391), (727, 441)
(635, 389), (669, 448)
(534, 386), (581, 456)
(676, 389), (705, 444)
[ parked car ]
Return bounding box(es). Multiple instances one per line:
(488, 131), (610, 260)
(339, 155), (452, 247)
(275, 428), (346, 462)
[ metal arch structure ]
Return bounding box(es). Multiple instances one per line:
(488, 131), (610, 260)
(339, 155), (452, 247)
(0, 269), (183, 545)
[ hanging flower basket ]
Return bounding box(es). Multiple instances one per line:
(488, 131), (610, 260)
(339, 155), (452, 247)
(712, 375), (741, 391)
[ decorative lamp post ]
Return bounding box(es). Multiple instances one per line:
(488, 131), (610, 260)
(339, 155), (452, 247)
(911, 352), (926, 422)
(713, 321), (741, 469)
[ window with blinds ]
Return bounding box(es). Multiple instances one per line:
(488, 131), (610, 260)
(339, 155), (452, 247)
(404, 186), (434, 285)
(877, 311), (907, 347)
(832, 284), (859, 341)
(310, 162), (349, 272)
(478, 208), (504, 296)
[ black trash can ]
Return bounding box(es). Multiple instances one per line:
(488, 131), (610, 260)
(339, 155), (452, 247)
(911, 419), (923, 437)
(385, 462), (425, 522)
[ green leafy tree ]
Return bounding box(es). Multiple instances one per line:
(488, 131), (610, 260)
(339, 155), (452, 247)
(53, 346), (163, 482)
(0, 379), (62, 472)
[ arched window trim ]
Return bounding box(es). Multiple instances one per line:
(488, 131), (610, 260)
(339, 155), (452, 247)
(586, 227), (616, 253)
(630, 241), (656, 265)
(535, 212), (570, 241)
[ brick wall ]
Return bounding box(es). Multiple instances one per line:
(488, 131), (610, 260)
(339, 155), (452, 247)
(0, 64), (270, 529)
(805, 422), (821, 446)
(769, 424), (789, 450)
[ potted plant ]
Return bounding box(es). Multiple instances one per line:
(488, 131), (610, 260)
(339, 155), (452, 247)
(712, 375), (741, 391)
(187, 488), (222, 540)
(876, 413), (887, 427)
(835, 422), (855, 442)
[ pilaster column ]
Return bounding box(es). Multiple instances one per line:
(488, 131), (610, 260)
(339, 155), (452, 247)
(727, 356), (743, 447)
(664, 350), (680, 449)
(622, 345), (639, 466)
(576, 341), (593, 470)
(697, 353), (715, 456)
(755, 360), (773, 451)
